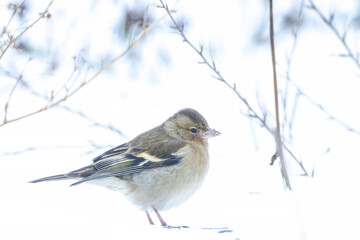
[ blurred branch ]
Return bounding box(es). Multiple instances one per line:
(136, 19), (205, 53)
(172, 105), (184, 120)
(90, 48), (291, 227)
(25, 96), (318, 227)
(0, 14), (163, 128)
(0, 142), (114, 157)
(158, 0), (308, 177)
(0, 1), (53, 60)
(0, 144), (86, 156)
(2, 1), (25, 36)
(307, 0), (360, 71)
(1, 66), (128, 138)
(3, 58), (32, 123)
(283, 1), (360, 136)
(60, 106), (128, 139)
(290, 80), (360, 135)
(158, 0), (262, 126)
(283, 0), (304, 140)
(81, 141), (115, 156)
(269, 0), (291, 190)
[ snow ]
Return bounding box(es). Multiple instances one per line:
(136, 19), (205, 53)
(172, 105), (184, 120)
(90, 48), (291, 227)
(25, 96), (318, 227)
(1, 0), (360, 239)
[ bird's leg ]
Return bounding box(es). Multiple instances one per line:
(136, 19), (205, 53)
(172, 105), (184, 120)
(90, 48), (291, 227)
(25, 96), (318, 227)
(152, 207), (167, 226)
(145, 210), (154, 225)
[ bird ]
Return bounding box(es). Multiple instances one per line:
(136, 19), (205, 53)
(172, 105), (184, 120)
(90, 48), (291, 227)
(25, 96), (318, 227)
(30, 108), (220, 227)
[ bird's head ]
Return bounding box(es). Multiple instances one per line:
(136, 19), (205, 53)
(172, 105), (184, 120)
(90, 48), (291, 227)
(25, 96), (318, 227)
(164, 108), (220, 146)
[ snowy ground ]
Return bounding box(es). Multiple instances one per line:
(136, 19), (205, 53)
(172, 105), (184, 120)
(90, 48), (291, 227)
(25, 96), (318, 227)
(1, 0), (360, 239)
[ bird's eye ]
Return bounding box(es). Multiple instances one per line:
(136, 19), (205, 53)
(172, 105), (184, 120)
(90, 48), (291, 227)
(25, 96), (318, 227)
(190, 128), (198, 134)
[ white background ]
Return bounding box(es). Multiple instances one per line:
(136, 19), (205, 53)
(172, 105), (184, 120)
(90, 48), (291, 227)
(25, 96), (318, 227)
(1, 0), (360, 239)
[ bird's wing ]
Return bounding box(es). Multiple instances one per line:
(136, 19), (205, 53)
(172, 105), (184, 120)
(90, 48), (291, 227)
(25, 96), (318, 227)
(92, 143), (129, 163)
(71, 139), (186, 186)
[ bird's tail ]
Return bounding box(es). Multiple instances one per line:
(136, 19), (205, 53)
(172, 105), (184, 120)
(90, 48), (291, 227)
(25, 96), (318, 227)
(29, 174), (68, 183)
(29, 165), (95, 184)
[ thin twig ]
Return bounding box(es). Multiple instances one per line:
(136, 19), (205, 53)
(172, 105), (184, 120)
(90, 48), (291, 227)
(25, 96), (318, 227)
(0, 15), (163, 128)
(283, 0), (360, 141)
(50, 67), (79, 103)
(282, 0), (305, 139)
(1, 66), (127, 137)
(81, 141), (115, 156)
(0, 1), (53, 60)
(158, 0), (307, 177)
(290, 80), (360, 135)
(0, 145), (86, 156)
(60, 106), (128, 139)
(158, 0), (262, 126)
(3, 1), (26, 35)
(3, 57), (32, 123)
(307, 0), (360, 71)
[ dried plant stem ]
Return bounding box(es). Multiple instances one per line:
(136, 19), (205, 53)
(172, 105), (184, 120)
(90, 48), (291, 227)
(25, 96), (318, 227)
(158, 0), (261, 126)
(283, 0), (304, 139)
(307, 0), (360, 71)
(0, 16), (162, 128)
(293, 81), (360, 136)
(285, 1), (360, 138)
(269, 0), (291, 190)
(159, 1), (306, 179)
(3, 58), (32, 123)
(0, 1), (53, 61)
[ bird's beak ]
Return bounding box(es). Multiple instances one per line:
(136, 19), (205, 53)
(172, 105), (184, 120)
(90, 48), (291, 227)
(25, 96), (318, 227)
(203, 128), (221, 138)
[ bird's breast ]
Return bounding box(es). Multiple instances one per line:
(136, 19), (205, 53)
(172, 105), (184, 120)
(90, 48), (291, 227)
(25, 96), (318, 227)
(129, 144), (209, 210)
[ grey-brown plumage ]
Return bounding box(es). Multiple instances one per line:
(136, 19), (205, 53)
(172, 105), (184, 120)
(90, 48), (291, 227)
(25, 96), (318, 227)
(30, 108), (220, 226)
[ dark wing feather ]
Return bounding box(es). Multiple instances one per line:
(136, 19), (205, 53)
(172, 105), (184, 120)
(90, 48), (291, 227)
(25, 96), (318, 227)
(92, 143), (128, 163)
(71, 130), (186, 186)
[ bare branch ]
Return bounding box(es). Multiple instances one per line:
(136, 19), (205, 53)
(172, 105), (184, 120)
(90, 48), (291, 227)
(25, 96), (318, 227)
(3, 57), (32, 123)
(0, 1), (53, 60)
(3, 1), (26, 34)
(290, 80), (360, 135)
(159, 0), (307, 178)
(0, 144), (86, 157)
(60, 106), (128, 139)
(158, 0), (258, 117)
(307, 0), (360, 71)
(282, 143), (308, 176)
(0, 15), (163, 128)
(284, 0), (360, 137)
(283, 0), (304, 136)
(269, 0), (291, 190)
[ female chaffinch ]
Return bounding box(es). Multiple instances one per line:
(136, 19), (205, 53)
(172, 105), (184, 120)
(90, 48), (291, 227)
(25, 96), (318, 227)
(30, 108), (220, 227)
